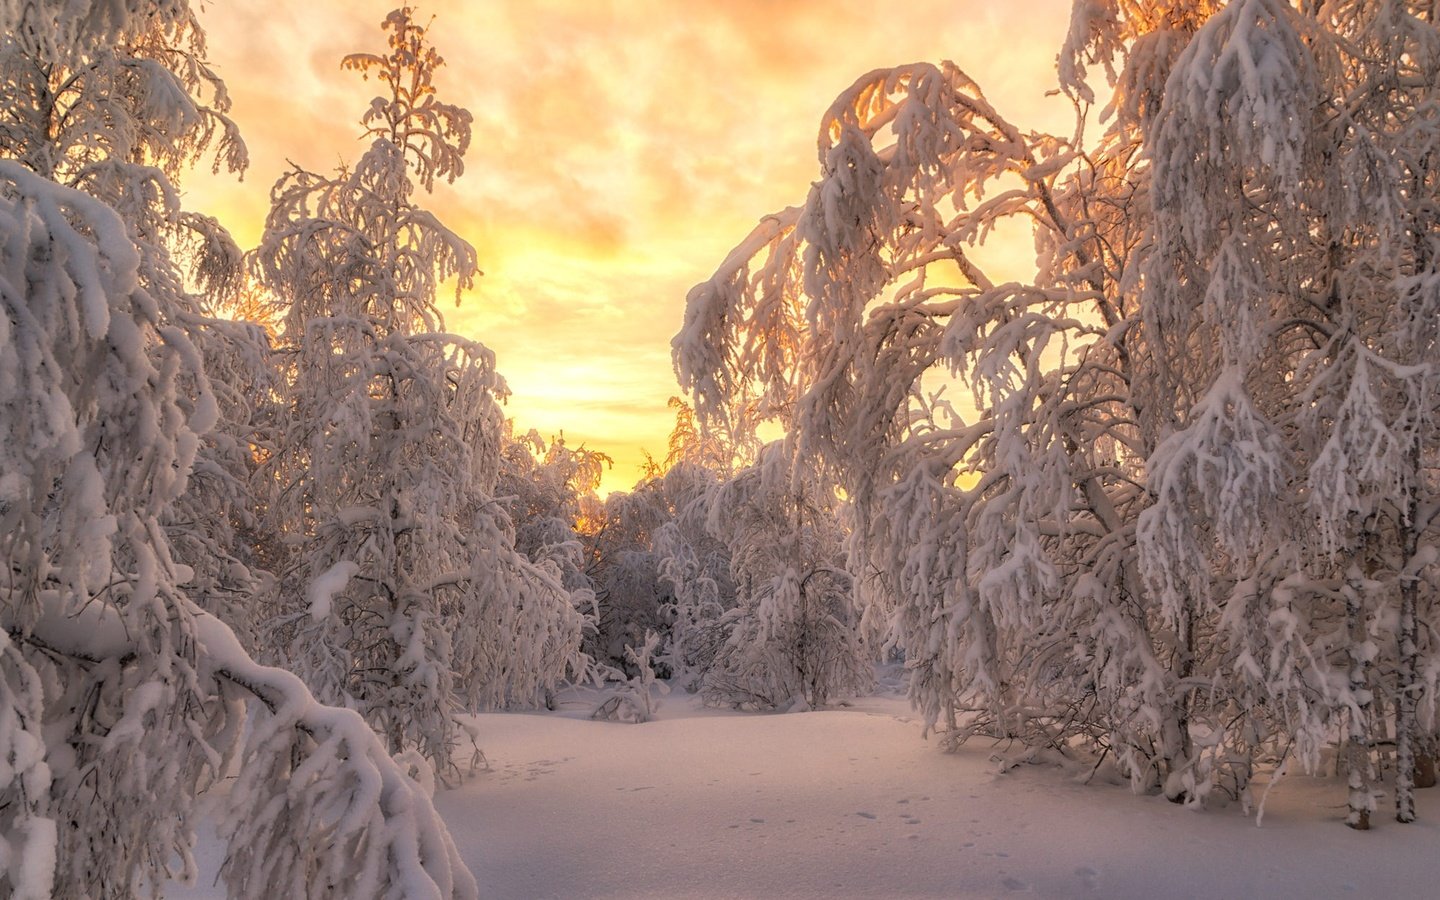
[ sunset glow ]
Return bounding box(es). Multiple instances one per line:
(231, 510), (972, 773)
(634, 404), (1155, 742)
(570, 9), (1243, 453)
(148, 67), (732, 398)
(186, 0), (1074, 494)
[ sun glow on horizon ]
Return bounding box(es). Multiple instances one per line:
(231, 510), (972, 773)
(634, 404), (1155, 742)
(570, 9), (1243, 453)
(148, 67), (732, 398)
(183, 0), (1075, 497)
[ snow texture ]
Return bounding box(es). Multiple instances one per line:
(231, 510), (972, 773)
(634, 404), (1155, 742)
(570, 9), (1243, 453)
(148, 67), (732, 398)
(307, 560), (360, 621)
(174, 683), (1440, 900)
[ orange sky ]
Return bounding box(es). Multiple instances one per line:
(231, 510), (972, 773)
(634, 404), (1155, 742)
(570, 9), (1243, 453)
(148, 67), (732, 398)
(185, 0), (1075, 494)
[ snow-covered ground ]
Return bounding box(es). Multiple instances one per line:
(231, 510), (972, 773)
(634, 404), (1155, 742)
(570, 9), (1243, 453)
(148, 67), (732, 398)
(176, 681), (1440, 899)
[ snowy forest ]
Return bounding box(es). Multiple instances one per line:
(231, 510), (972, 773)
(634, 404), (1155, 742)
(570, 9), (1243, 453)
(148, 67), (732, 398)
(2, 0), (1440, 896)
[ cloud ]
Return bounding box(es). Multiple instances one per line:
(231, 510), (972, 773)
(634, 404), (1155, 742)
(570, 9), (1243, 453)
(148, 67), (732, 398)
(184, 0), (1076, 494)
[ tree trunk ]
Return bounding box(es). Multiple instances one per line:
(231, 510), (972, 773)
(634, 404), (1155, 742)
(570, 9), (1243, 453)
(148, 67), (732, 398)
(1397, 440), (1422, 824)
(1344, 564), (1374, 830)
(1397, 577), (1418, 823)
(1164, 605), (1195, 804)
(1416, 736), (1437, 790)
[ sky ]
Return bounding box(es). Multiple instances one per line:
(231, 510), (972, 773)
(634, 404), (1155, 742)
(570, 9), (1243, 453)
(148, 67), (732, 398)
(185, 0), (1076, 494)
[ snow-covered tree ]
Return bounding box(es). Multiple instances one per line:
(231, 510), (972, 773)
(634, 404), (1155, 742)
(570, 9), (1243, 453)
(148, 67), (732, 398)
(0, 0), (274, 647)
(654, 506), (734, 688)
(678, 0), (1440, 823)
(642, 396), (757, 479)
(677, 51), (1167, 769)
(1125, 0), (1440, 825)
(591, 630), (668, 723)
(582, 460), (733, 673)
(0, 3), (472, 896)
(163, 310), (278, 650)
(499, 427), (610, 599)
(256, 6), (583, 772)
(702, 442), (871, 709)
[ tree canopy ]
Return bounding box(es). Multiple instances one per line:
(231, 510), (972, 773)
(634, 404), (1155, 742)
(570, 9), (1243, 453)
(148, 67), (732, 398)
(678, 0), (1440, 827)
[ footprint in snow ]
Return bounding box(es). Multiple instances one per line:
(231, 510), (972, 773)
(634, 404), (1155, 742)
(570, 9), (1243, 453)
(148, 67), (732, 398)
(750, 818), (765, 824)
(856, 811), (878, 820)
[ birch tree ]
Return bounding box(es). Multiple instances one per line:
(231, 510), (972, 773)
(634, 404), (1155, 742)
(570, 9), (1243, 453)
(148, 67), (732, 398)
(499, 427), (610, 601)
(701, 441), (872, 709)
(0, 0), (272, 642)
(678, 0), (1440, 822)
(676, 51), (1179, 782)
(0, 2), (475, 895)
(1127, 0), (1440, 825)
(256, 6), (584, 773)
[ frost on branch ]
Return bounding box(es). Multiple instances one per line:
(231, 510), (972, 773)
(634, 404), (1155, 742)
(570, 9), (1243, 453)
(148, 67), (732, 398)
(342, 5), (472, 192)
(207, 619), (475, 900)
(0, 0), (267, 648)
(700, 442), (873, 710)
(677, 54), (1168, 767)
(1145, 0), (1440, 821)
(0, 0), (246, 211)
(680, 0), (1440, 821)
(1137, 369), (1286, 624)
(255, 6), (584, 773)
(0, 162), (475, 896)
(0, 632), (52, 900)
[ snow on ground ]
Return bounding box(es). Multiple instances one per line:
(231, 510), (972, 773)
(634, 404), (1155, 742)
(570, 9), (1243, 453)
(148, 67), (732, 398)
(174, 681), (1440, 899)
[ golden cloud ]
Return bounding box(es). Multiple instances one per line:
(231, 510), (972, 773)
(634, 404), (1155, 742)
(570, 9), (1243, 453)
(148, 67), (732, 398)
(185, 0), (1075, 495)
